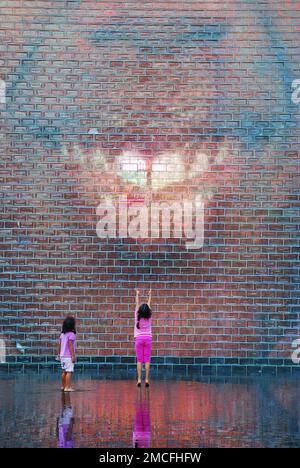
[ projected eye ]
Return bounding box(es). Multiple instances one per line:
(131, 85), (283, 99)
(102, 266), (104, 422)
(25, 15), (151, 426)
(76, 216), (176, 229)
(91, 29), (138, 42)
(178, 24), (226, 43)
(89, 23), (226, 46)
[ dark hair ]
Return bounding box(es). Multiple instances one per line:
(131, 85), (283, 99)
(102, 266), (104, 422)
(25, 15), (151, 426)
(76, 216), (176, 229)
(136, 303), (152, 329)
(62, 316), (76, 334)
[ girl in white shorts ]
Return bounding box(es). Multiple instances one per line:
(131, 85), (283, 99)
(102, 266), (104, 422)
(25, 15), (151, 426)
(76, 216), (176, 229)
(57, 316), (77, 392)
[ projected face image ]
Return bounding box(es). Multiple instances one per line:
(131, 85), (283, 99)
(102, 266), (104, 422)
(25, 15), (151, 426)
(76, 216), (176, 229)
(2, 1), (299, 359)
(58, 2), (245, 247)
(58, 1), (297, 234)
(4, 1), (290, 223)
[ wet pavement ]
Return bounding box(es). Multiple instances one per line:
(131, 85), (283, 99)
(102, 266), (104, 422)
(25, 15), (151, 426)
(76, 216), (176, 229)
(0, 372), (300, 447)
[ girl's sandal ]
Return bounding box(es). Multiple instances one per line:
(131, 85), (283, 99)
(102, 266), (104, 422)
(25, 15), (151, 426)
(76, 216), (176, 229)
(136, 381), (141, 387)
(145, 382), (150, 388)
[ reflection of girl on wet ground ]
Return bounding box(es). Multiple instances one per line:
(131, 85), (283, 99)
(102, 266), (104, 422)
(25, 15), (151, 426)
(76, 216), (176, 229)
(56, 392), (74, 448)
(133, 388), (151, 448)
(134, 288), (152, 387)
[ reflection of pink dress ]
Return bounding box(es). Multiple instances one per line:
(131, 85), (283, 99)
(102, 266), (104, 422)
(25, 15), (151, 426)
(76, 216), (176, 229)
(58, 407), (74, 448)
(133, 402), (151, 448)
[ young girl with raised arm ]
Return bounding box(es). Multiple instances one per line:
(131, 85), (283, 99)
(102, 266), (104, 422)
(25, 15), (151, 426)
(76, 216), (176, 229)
(134, 288), (152, 387)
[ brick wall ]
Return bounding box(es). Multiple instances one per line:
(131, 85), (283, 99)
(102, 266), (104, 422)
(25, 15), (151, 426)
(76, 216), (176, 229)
(0, 1), (300, 372)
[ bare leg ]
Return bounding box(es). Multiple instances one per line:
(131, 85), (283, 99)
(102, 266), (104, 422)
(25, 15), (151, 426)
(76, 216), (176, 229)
(64, 372), (73, 391)
(137, 362), (142, 385)
(145, 362), (150, 385)
(62, 372), (67, 390)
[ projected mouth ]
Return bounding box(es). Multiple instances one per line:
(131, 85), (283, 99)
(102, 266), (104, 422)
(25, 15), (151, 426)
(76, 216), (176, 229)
(62, 139), (231, 204)
(116, 150), (210, 191)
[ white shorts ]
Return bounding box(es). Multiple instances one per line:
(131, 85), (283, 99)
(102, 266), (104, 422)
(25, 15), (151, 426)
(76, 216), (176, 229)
(60, 357), (74, 373)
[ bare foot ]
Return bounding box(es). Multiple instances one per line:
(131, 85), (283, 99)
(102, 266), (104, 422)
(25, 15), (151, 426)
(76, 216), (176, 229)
(64, 388), (75, 392)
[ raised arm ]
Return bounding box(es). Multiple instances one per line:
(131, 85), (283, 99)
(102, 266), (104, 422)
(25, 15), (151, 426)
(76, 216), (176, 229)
(147, 288), (152, 307)
(135, 288), (140, 309)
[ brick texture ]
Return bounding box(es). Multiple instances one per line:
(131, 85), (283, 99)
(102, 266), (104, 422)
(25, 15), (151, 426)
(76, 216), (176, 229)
(0, 1), (300, 370)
